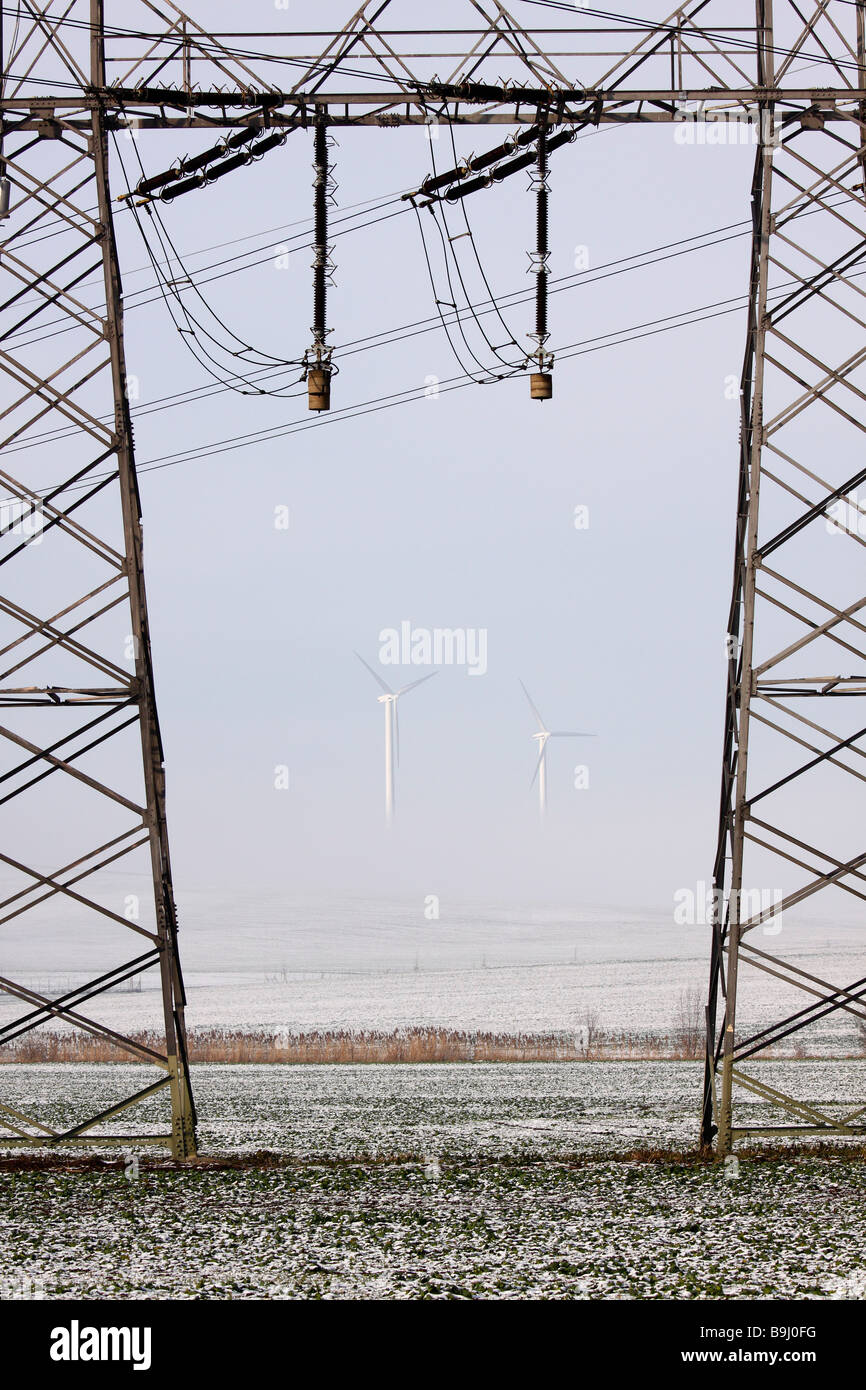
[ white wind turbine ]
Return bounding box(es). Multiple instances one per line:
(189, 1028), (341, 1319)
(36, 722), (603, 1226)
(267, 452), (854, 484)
(356, 653), (437, 823)
(520, 680), (594, 817)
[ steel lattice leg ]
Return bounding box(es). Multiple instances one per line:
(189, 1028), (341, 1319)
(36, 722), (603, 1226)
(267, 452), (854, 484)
(0, 0), (195, 1157)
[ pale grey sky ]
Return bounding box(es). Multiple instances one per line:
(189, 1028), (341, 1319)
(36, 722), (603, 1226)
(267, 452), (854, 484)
(6, 1), (859, 931)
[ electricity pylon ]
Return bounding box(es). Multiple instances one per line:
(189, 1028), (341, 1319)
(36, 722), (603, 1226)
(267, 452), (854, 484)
(702, 3), (866, 1153)
(0, 1), (196, 1155)
(1, 0), (865, 1156)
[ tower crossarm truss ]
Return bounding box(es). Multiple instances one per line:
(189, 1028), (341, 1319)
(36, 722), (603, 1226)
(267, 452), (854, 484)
(0, 2), (864, 132)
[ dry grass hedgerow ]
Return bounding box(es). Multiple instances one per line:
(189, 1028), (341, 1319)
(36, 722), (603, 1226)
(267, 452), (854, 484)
(0, 1024), (719, 1064)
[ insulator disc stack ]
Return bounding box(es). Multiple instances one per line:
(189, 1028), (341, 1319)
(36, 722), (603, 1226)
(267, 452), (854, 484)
(529, 118), (553, 401)
(307, 114), (336, 411)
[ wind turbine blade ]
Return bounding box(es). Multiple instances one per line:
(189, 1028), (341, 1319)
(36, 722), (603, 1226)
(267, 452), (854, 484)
(549, 731), (595, 738)
(354, 650), (392, 696)
(529, 741), (546, 788)
(394, 669), (438, 698)
(394, 701), (400, 767)
(519, 679), (547, 732)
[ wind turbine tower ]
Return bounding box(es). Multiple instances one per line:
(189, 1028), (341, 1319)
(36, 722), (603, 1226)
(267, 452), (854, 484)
(356, 654), (437, 823)
(520, 681), (593, 817)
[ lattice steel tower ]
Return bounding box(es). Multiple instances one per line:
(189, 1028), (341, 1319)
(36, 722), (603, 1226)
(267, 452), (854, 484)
(702, 3), (866, 1152)
(1, 0), (865, 1157)
(0, 1), (195, 1156)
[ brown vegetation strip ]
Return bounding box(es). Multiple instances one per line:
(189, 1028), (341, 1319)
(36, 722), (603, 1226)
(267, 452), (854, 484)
(0, 1025), (710, 1064)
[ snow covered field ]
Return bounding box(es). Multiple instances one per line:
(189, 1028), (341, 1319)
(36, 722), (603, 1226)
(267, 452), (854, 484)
(2, 900), (863, 1051)
(2, 1063), (866, 1300)
(3, 1060), (866, 1155)
(3, 899), (864, 1300)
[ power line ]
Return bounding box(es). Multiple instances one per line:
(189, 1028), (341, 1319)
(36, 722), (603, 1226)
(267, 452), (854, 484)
(7, 114), (615, 350)
(117, 134), (307, 398)
(420, 117), (527, 375)
(14, 160), (854, 459)
(5, 4), (862, 92)
(5, 194), (412, 351)
(8, 110), (618, 344)
(14, 98), (853, 359)
(412, 199), (511, 384)
(516, 2), (866, 77)
(127, 283), (789, 473)
(0, 7), (425, 93)
(125, 264), (866, 475)
(12, 275), (792, 500)
(4, 215), (756, 459)
(441, 116), (527, 371)
(8, 62), (857, 476)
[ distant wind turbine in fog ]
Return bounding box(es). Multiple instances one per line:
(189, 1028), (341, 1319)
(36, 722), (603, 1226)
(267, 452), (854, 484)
(520, 680), (594, 817)
(356, 653), (437, 824)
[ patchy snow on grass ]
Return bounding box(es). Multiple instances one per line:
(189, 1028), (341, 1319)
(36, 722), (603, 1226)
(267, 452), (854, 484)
(2, 1062), (866, 1300)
